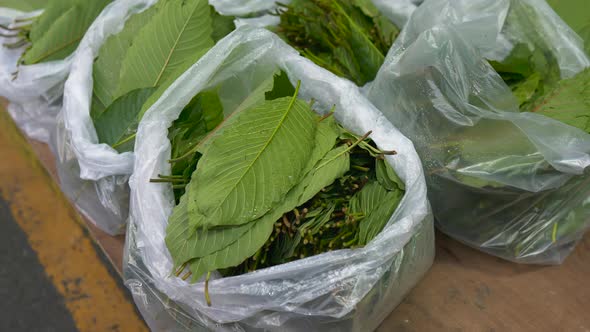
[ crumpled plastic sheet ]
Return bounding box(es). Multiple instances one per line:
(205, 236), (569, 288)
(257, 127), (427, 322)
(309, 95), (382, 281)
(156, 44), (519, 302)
(364, 0), (590, 264)
(124, 26), (434, 331)
(54, 0), (159, 234)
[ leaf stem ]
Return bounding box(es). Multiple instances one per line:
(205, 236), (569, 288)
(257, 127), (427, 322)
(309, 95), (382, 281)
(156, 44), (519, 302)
(315, 131), (372, 170)
(204, 272), (212, 307)
(112, 133), (136, 149)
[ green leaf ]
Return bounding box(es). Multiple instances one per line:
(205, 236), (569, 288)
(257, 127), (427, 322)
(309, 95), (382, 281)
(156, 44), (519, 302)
(91, 3), (160, 117)
(165, 194), (257, 268)
(351, 180), (402, 245)
(547, 0), (589, 32)
(531, 68), (590, 134)
(298, 144), (350, 205)
(187, 213), (275, 282)
(167, 132), (342, 275)
(186, 91), (319, 230)
(578, 24), (590, 56)
(169, 89), (224, 175)
(22, 0), (112, 64)
(376, 158), (405, 191)
(28, 0), (76, 43)
(336, 2), (385, 84)
(1, 0), (46, 11)
(264, 71), (295, 100)
(210, 7), (235, 42)
(512, 72), (541, 108)
(115, 0), (214, 98)
(93, 87), (156, 151)
(351, 0), (380, 18)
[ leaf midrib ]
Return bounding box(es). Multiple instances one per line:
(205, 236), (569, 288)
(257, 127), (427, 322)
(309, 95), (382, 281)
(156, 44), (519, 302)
(152, 2), (201, 87)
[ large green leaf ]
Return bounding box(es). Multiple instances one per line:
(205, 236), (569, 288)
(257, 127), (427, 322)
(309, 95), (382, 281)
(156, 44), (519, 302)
(91, 3), (160, 118)
(531, 68), (590, 134)
(93, 87), (156, 151)
(22, 0), (111, 64)
(115, 0), (214, 98)
(186, 93), (319, 230)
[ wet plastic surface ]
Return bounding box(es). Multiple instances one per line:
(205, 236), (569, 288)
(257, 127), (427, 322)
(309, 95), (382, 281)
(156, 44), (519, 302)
(365, 0), (590, 264)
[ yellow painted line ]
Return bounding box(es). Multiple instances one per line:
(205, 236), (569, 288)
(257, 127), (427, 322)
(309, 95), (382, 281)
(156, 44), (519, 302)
(0, 109), (147, 332)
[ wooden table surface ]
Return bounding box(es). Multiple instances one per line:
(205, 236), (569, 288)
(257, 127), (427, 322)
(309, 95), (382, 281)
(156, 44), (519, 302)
(16, 117), (590, 332)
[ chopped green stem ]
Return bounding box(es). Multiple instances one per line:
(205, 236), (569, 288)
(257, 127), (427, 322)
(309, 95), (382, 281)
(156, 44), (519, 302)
(205, 272), (212, 307)
(175, 262), (188, 277)
(352, 165), (370, 172)
(318, 105), (336, 122)
(181, 271), (192, 281)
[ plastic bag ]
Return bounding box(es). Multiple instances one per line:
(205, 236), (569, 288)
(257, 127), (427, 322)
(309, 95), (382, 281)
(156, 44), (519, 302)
(124, 26), (434, 331)
(211, 0), (421, 38)
(364, 0), (590, 264)
(54, 0), (159, 235)
(0, 8), (66, 143)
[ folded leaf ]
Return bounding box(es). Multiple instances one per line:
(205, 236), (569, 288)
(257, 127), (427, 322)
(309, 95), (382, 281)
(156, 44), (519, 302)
(376, 158), (405, 191)
(187, 213), (275, 282)
(166, 195), (256, 268)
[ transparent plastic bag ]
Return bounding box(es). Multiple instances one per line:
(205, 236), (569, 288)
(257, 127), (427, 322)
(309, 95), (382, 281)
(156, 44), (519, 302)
(55, 0), (159, 234)
(124, 26), (434, 331)
(365, 0), (590, 264)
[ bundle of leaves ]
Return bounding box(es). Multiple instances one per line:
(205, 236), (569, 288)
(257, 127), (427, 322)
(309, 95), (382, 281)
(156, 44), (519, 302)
(158, 73), (404, 305)
(1, 0), (113, 65)
(274, 0), (399, 86)
(435, 3), (590, 259)
(90, 0), (234, 152)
